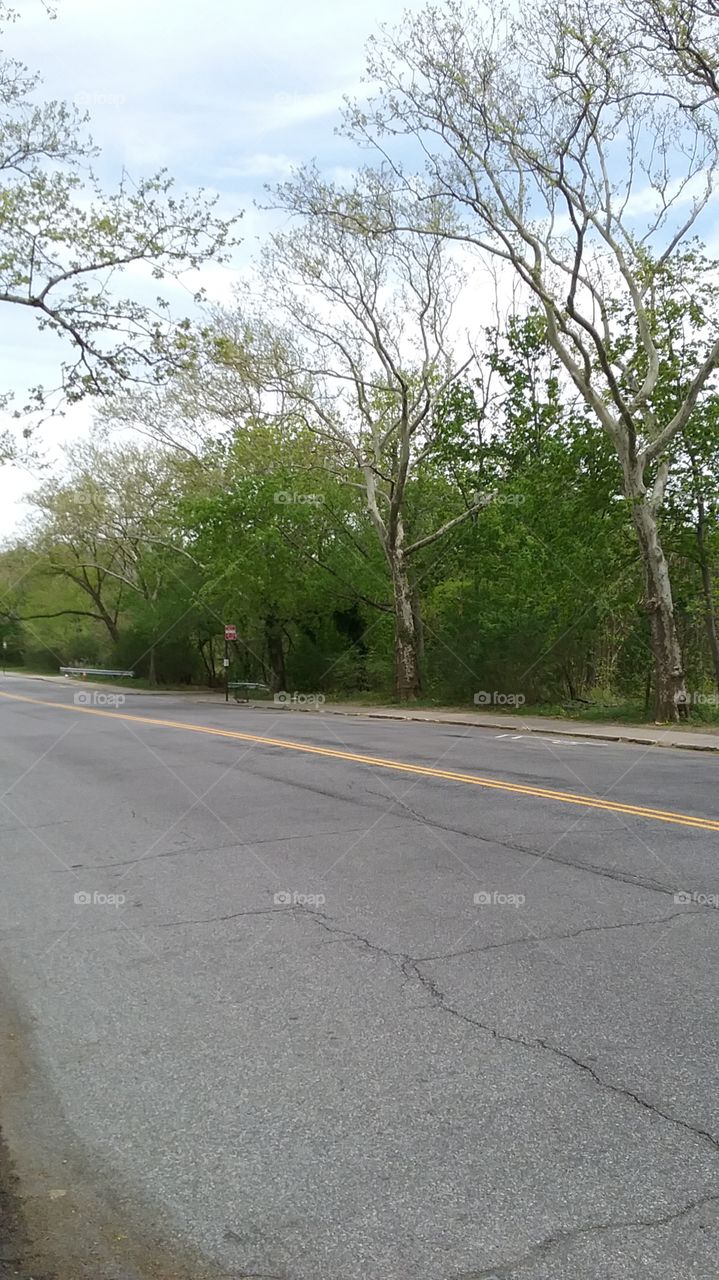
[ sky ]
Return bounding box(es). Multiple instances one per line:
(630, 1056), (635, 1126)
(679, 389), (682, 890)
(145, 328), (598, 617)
(4, 1), (716, 539)
(0, 0), (426, 535)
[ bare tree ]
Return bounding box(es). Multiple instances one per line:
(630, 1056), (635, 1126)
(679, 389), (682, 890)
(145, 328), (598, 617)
(347, 0), (719, 718)
(620, 0), (719, 102)
(209, 172), (489, 698)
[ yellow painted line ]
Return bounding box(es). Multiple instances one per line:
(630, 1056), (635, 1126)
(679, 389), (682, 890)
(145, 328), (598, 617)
(1, 688), (718, 832)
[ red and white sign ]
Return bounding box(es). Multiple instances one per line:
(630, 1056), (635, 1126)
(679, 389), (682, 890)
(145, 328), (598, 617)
(224, 624), (237, 641)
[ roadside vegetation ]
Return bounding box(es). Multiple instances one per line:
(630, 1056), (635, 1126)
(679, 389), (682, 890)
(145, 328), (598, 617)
(1, 0), (718, 724)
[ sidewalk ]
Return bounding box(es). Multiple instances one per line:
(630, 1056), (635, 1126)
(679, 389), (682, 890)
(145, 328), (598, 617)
(230, 698), (719, 753)
(5, 672), (719, 753)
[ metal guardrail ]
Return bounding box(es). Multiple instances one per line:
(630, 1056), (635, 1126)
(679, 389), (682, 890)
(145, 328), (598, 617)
(60, 667), (135, 679)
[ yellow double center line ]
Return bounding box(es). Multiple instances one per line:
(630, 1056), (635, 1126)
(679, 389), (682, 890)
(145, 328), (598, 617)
(1, 689), (718, 832)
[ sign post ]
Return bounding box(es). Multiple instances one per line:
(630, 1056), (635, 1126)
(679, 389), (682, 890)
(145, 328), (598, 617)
(224, 625), (237, 703)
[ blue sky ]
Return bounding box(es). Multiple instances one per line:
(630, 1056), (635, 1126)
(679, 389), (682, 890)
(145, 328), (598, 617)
(0, 0), (423, 533)
(3, 0), (716, 536)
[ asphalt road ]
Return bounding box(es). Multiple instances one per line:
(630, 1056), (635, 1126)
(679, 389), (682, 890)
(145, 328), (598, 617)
(1, 674), (718, 1280)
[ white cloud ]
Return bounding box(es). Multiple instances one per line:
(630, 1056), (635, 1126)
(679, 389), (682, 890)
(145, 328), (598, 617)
(0, 0), (432, 537)
(215, 154), (297, 180)
(0, 401), (97, 539)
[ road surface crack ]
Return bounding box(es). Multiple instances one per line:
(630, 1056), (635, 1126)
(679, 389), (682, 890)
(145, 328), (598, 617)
(59, 824), (407, 872)
(152, 907), (291, 930)
(414, 907), (701, 962)
(306, 914), (719, 1154)
(458, 1187), (719, 1276)
(308, 913), (406, 968)
(403, 957), (719, 1153)
(367, 792), (702, 902)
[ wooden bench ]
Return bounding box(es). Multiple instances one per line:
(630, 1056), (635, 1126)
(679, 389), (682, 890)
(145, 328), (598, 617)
(228, 681), (270, 704)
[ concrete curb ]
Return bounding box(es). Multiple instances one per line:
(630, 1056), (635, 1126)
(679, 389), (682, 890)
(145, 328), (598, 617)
(0, 672), (201, 697)
(5, 673), (718, 753)
(223, 700), (719, 754)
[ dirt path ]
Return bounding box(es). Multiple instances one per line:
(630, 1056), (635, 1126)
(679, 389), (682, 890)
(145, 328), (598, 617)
(0, 976), (237, 1280)
(0, 1123), (50, 1280)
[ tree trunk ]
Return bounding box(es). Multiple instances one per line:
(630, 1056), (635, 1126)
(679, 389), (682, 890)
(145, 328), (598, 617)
(411, 579), (425, 663)
(390, 554), (421, 701)
(264, 614), (287, 693)
(100, 611), (120, 646)
(63, 574), (120, 646)
(695, 500), (719, 693)
(643, 664), (653, 715)
(630, 494), (688, 721)
(84, 589), (118, 645)
(147, 644), (157, 687)
(197, 638), (213, 686)
(700, 558), (719, 694)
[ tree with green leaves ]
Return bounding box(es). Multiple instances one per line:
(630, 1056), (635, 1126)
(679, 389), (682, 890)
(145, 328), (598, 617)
(215, 171), (491, 699)
(349, 0), (719, 717)
(177, 413), (393, 693)
(10, 441), (203, 679)
(0, 0), (236, 441)
(419, 316), (637, 704)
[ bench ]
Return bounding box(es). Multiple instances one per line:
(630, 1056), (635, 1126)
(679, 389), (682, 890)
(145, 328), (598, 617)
(228, 681), (270, 704)
(60, 667), (135, 679)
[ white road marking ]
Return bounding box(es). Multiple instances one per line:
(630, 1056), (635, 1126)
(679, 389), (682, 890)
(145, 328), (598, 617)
(495, 732), (608, 748)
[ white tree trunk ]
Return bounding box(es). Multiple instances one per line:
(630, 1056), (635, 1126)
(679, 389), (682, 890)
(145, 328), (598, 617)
(627, 472), (688, 720)
(389, 551), (421, 701)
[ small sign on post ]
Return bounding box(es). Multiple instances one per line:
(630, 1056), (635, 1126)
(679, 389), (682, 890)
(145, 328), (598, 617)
(224, 624), (237, 641)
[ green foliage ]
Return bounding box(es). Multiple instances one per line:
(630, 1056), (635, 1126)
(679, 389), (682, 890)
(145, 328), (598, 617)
(2, 303), (717, 715)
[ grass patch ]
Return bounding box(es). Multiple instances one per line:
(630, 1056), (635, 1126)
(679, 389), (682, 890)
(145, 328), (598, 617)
(323, 692), (719, 730)
(5, 667), (719, 730)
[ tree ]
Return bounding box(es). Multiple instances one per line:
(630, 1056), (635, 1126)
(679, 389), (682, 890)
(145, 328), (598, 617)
(17, 441), (203, 680)
(216, 171), (490, 699)
(673, 419), (719, 693)
(18, 473), (126, 645)
(419, 316), (637, 704)
(349, 0), (719, 717)
(0, 535), (116, 669)
(663, 403), (719, 695)
(99, 344), (397, 692)
(184, 440), (380, 694)
(0, 1), (236, 437)
(620, 0), (719, 102)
